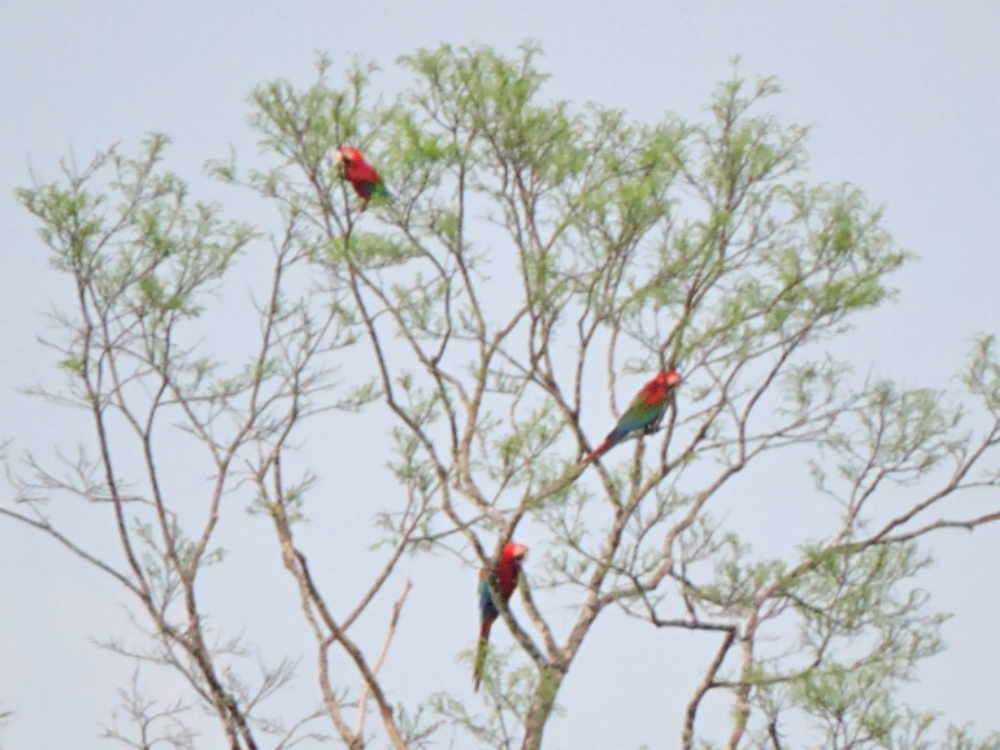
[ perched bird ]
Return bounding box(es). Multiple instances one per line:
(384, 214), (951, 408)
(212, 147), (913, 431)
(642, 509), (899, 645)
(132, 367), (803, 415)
(580, 370), (682, 464)
(334, 146), (389, 204)
(474, 542), (529, 692)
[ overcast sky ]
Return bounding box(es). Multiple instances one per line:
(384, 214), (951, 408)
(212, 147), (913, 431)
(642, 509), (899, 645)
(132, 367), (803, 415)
(3, 3), (1000, 748)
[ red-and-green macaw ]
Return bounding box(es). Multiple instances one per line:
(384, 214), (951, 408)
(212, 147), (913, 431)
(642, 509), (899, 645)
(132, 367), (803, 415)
(581, 370), (682, 464)
(474, 542), (528, 692)
(334, 146), (389, 204)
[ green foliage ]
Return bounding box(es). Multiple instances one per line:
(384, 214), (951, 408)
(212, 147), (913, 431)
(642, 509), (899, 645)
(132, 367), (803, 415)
(434, 646), (560, 749)
(17, 134), (253, 347)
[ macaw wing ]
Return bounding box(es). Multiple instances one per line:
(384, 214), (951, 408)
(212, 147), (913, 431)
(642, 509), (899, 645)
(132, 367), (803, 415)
(641, 408), (666, 435)
(614, 400), (665, 440)
(478, 574), (499, 620)
(347, 160), (381, 185)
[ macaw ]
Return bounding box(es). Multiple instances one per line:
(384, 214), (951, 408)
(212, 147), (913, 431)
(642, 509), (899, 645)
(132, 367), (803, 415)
(474, 542), (529, 692)
(580, 369), (682, 464)
(334, 146), (389, 204)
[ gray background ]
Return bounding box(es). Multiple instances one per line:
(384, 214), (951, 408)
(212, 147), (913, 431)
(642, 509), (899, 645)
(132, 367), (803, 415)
(2, 3), (998, 747)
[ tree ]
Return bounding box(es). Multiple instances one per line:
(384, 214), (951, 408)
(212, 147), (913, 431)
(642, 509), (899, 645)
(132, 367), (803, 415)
(6, 42), (1000, 750)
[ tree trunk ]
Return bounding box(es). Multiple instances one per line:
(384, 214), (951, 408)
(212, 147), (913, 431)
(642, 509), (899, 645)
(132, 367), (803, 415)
(521, 666), (565, 750)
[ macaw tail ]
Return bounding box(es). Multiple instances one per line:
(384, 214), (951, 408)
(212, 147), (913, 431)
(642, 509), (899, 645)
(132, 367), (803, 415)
(351, 180), (391, 205)
(473, 618), (494, 692)
(473, 636), (489, 692)
(359, 181), (390, 203)
(580, 439), (611, 465)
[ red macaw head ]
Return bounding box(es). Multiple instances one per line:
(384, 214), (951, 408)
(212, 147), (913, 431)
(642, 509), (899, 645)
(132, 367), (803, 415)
(503, 543), (529, 564)
(657, 370), (682, 388)
(335, 146), (365, 167)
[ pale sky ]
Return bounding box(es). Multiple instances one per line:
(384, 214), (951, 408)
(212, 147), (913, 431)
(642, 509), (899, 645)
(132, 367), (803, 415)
(2, 2), (1000, 748)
